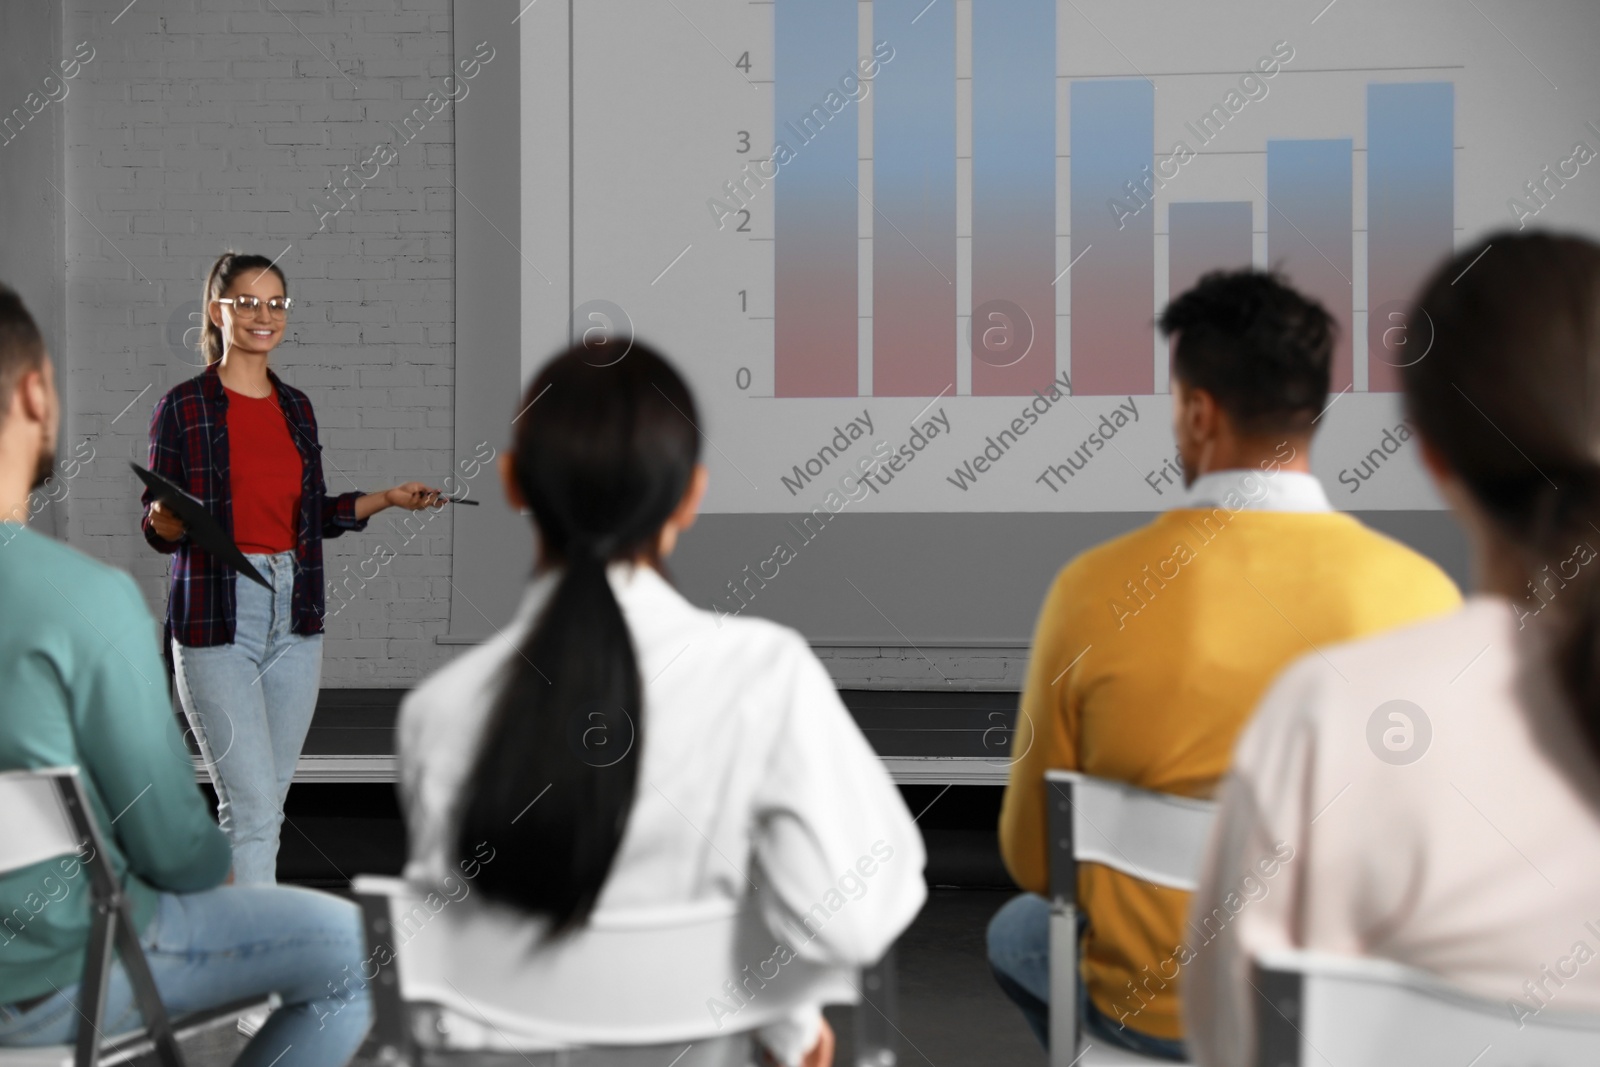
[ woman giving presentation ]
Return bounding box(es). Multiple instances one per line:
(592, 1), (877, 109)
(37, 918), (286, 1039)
(142, 251), (446, 884)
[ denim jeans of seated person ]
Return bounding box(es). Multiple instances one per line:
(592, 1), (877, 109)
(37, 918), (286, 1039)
(0, 885), (371, 1067)
(987, 892), (1188, 1062)
(173, 550), (323, 885)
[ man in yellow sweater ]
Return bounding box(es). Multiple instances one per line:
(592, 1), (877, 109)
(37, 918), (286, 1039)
(989, 269), (1461, 1059)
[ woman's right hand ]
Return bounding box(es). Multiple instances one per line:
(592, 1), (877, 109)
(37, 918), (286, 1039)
(800, 1018), (834, 1067)
(148, 500), (186, 542)
(758, 1017), (834, 1067)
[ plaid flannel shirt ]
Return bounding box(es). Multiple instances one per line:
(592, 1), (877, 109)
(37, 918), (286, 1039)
(142, 363), (368, 647)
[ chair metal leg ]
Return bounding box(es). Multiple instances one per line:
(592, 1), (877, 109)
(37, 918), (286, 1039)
(356, 888), (416, 1067)
(1048, 901), (1079, 1067)
(855, 946), (898, 1067)
(1250, 961), (1304, 1067)
(73, 902), (117, 1067)
(113, 898), (183, 1067)
(52, 772), (184, 1067)
(1047, 776), (1081, 1067)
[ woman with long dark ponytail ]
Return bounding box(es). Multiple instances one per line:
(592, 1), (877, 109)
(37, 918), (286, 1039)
(1185, 232), (1600, 1065)
(398, 341), (927, 1066)
(458, 340), (691, 931)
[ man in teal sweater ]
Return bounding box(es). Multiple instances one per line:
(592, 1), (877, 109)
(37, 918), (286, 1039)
(0, 287), (370, 1066)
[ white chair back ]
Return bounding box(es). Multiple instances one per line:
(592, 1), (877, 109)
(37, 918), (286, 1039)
(353, 875), (858, 1052)
(1045, 770), (1217, 1067)
(1050, 771), (1217, 891)
(0, 766), (276, 1067)
(1253, 949), (1600, 1067)
(0, 768), (81, 876)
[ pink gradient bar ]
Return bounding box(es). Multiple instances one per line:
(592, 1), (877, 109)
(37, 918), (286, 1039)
(774, 218), (859, 397)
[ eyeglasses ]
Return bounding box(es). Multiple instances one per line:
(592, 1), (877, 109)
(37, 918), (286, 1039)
(216, 295), (293, 317)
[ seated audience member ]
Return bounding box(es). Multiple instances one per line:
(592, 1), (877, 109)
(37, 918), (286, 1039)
(989, 270), (1462, 1058)
(397, 341), (927, 1067)
(0, 286), (371, 1067)
(1186, 233), (1600, 1064)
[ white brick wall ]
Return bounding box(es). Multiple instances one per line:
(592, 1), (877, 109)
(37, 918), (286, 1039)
(62, 0), (458, 686)
(814, 646), (1028, 691)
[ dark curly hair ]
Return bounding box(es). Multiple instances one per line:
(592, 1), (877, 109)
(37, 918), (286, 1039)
(1158, 268), (1335, 436)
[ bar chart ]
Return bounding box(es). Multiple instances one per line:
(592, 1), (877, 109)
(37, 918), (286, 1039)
(540, 0), (1599, 513)
(768, 8), (1455, 400)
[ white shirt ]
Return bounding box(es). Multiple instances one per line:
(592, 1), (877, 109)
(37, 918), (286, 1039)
(398, 563), (927, 1058)
(1184, 596), (1600, 1065)
(1183, 467), (1332, 513)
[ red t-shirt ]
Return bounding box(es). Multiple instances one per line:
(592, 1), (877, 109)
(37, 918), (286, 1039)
(226, 388), (304, 554)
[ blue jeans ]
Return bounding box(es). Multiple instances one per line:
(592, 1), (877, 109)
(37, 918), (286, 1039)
(0, 885), (371, 1067)
(172, 551), (323, 885)
(987, 892), (1188, 1062)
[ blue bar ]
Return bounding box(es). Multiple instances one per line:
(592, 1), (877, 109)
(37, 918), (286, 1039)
(972, 0), (1056, 395)
(1070, 79), (1155, 395)
(873, 0), (957, 396)
(1267, 138), (1353, 391)
(1367, 82), (1453, 391)
(774, 0), (860, 396)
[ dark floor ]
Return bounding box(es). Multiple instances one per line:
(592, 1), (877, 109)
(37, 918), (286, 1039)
(272, 783), (1020, 890)
(161, 784), (1042, 1066)
(848, 887), (1045, 1067)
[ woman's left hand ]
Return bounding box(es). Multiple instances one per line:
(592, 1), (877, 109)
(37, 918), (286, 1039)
(385, 482), (448, 510)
